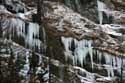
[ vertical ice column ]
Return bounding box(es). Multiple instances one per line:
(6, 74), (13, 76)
(97, 0), (107, 24)
(74, 40), (89, 67)
(25, 23), (41, 49)
(104, 53), (114, 77)
(88, 40), (94, 70)
(61, 37), (73, 62)
(61, 37), (94, 69)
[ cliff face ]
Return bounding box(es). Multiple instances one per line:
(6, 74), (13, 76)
(44, 1), (125, 82)
(0, 0), (125, 83)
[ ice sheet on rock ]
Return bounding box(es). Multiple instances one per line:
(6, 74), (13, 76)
(96, 77), (113, 82)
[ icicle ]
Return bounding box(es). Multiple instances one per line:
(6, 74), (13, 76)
(112, 56), (116, 68)
(116, 57), (122, 74)
(15, 18), (25, 37)
(103, 53), (115, 77)
(61, 37), (72, 51)
(97, 0), (107, 24)
(87, 40), (94, 70)
(98, 11), (103, 24)
(74, 45), (87, 67)
(25, 22), (41, 49)
(61, 37), (94, 68)
(97, 50), (102, 64)
(97, 0), (111, 24)
(61, 37), (73, 62)
(89, 46), (94, 70)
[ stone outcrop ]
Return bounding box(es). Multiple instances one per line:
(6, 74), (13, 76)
(111, 0), (125, 8)
(0, 0), (125, 83)
(42, 1), (125, 56)
(1, 0), (125, 55)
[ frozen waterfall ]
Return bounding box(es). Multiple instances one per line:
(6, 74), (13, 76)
(97, 0), (106, 24)
(97, 0), (109, 24)
(61, 36), (125, 80)
(61, 37), (93, 68)
(0, 16), (44, 50)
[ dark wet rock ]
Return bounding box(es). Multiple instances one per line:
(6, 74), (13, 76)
(111, 0), (125, 10)
(63, 0), (98, 23)
(0, 0), (125, 83)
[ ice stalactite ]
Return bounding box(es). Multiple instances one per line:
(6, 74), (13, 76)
(61, 37), (73, 62)
(97, 0), (104, 24)
(61, 36), (125, 80)
(13, 18), (26, 38)
(96, 51), (123, 77)
(25, 22), (41, 49)
(97, 0), (109, 24)
(96, 50), (102, 64)
(61, 36), (93, 69)
(103, 53), (114, 77)
(0, 16), (42, 50)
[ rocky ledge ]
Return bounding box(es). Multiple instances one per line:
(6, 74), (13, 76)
(1, 1), (125, 56)
(44, 1), (125, 56)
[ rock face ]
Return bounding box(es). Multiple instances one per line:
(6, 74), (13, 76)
(0, 39), (49, 83)
(0, 0), (125, 83)
(0, 0), (48, 83)
(43, 1), (125, 56)
(63, 0), (99, 23)
(0, 0), (27, 13)
(43, 1), (125, 83)
(44, 1), (97, 39)
(111, 0), (125, 8)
